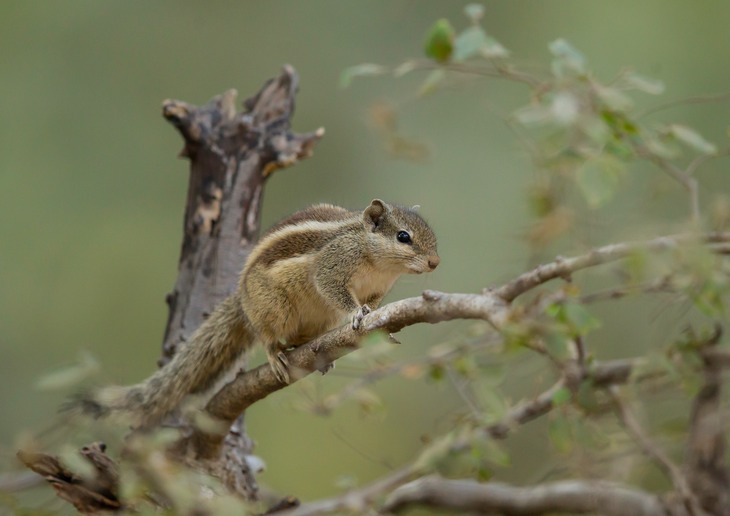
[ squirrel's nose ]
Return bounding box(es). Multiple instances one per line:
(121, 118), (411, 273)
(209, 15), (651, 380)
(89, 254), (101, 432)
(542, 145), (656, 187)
(428, 255), (440, 270)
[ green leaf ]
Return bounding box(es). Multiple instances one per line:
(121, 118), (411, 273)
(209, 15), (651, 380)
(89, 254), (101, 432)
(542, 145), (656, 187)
(577, 156), (624, 208)
(424, 19), (455, 63)
(418, 69), (445, 96)
(480, 387), (508, 420)
(481, 35), (509, 58)
(644, 136), (680, 159)
(594, 84), (633, 112)
(623, 72), (664, 95)
(339, 63), (388, 88)
(454, 26), (508, 60)
(604, 139), (636, 161)
(353, 388), (383, 415)
(563, 302), (601, 335)
(548, 416), (573, 454)
(669, 124), (717, 155)
(334, 474), (359, 490)
(454, 26), (488, 61)
(544, 332), (570, 360)
(575, 379), (599, 412)
(545, 303), (562, 319)
(480, 363), (506, 387)
(59, 446), (95, 480)
(551, 386), (572, 406)
(429, 363), (446, 382)
(453, 355), (478, 377)
(414, 432), (456, 473)
(600, 110), (639, 136)
(691, 281), (726, 316)
(481, 439), (511, 467)
(393, 60), (418, 77)
(549, 38), (586, 76)
(550, 91), (580, 125)
(35, 352), (99, 390)
(623, 248), (649, 284)
(513, 104), (550, 126)
(464, 3), (485, 23)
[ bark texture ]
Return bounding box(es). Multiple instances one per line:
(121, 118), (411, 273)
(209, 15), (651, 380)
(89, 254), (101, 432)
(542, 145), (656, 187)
(18, 65), (323, 510)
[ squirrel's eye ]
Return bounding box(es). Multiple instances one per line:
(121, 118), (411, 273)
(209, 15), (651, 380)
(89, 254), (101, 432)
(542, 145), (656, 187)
(396, 230), (412, 244)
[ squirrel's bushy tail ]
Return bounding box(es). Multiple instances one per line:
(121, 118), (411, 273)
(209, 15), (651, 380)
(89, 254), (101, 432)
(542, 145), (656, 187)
(69, 294), (252, 428)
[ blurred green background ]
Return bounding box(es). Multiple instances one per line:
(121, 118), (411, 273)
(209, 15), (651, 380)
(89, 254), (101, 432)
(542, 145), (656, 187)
(2, 0), (730, 508)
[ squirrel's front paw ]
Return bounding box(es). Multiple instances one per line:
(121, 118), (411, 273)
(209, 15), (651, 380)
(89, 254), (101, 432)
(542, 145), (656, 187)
(267, 348), (291, 384)
(351, 304), (371, 330)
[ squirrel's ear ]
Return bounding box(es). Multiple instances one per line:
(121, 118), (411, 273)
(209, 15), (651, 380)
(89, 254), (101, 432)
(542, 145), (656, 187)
(364, 199), (387, 229)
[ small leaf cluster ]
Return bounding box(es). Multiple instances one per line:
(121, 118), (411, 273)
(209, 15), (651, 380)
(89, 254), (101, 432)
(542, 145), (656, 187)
(343, 3), (724, 240)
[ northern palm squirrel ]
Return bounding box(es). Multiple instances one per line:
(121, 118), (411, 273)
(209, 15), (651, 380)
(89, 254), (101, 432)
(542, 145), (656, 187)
(78, 199), (439, 428)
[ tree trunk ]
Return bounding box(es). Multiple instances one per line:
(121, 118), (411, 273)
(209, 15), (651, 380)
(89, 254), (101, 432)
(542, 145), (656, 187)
(19, 65), (324, 511)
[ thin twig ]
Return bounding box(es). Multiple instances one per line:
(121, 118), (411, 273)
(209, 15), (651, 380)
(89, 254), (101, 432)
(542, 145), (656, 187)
(276, 465), (417, 516)
(445, 366), (482, 418)
(322, 338), (491, 411)
(609, 386), (706, 515)
(634, 144), (700, 223)
(638, 91), (730, 118)
(579, 277), (673, 304)
(0, 471), (44, 492)
(685, 147), (730, 177)
(400, 59), (542, 88)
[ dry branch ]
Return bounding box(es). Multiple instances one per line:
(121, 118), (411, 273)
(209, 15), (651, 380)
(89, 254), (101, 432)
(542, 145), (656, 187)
(381, 476), (668, 516)
(158, 65), (323, 494)
(685, 329), (730, 515)
(195, 231), (730, 448)
(494, 232), (730, 302)
(17, 443), (122, 513)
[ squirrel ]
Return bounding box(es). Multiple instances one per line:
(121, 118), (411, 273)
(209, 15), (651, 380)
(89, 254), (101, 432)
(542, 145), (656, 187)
(75, 199), (439, 428)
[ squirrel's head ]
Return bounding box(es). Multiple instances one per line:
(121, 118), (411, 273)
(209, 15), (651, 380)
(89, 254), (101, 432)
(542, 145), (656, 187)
(363, 199), (440, 274)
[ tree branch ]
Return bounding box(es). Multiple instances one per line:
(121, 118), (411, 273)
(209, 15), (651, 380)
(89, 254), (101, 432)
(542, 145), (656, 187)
(685, 328), (730, 515)
(495, 232), (730, 302)
(17, 443), (124, 514)
(381, 476), (669, 515)
(156, 65), (324, 489)
(184, 232), (730, 457)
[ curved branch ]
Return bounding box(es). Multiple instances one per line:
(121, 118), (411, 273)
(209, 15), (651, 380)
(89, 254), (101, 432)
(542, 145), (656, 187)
(381, 476), (668, 516)
(185, 232), (730, 458)
(206, 292), (509, 423)
(495, 232), (730, 302)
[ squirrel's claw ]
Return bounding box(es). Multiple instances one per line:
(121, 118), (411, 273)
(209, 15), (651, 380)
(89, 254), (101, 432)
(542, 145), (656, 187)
(267, 348), (291, 384)
(318, 362), (335, 375)
(351, 304), (371, 330)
